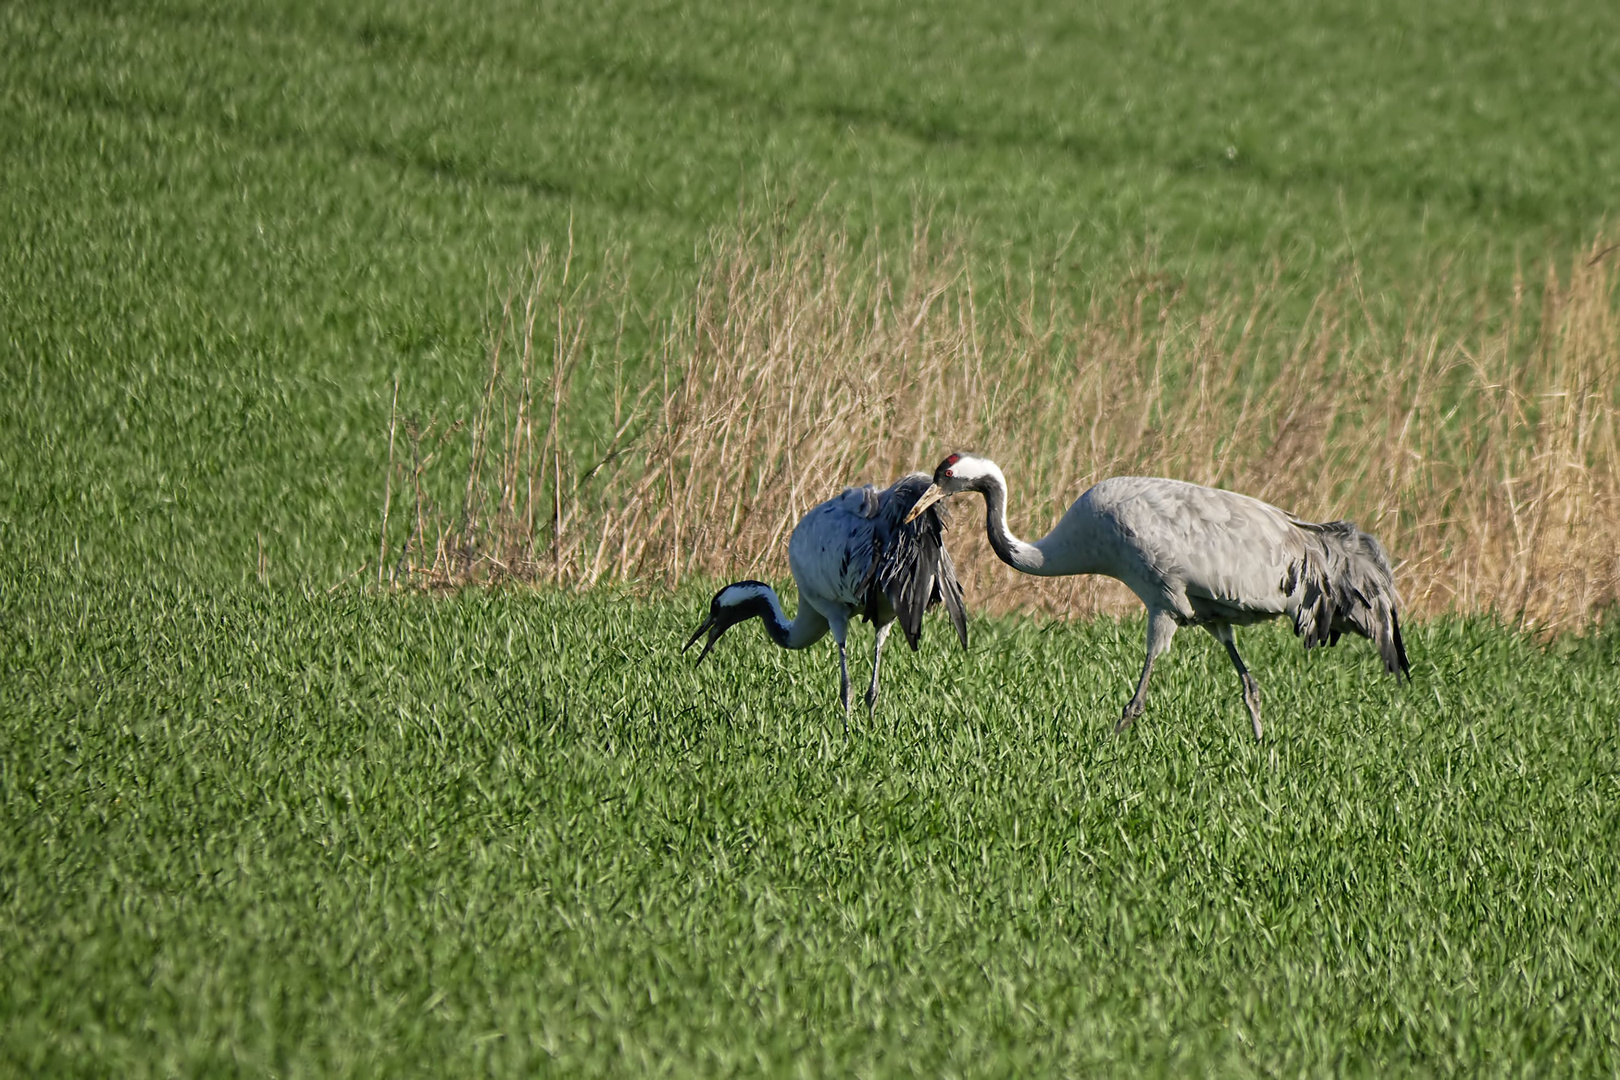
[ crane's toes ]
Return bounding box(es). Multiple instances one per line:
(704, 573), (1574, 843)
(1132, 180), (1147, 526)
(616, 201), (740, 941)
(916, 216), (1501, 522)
(863, 687), (879, 713)
(1115, 697), (1146, 735)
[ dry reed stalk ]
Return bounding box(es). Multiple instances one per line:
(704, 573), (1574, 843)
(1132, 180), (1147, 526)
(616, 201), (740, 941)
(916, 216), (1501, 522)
(383, 218), (1620, 634)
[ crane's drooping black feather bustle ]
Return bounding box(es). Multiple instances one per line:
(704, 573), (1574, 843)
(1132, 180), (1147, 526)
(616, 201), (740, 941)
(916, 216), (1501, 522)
(867, 473), (969, 652)
(1288, 519), (1410, 678)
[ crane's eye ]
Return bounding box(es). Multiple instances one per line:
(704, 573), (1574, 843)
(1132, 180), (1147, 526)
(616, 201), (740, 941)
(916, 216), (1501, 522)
(944, 469), (954, 478)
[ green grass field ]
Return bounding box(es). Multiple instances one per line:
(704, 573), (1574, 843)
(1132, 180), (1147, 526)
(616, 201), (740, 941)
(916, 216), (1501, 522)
(7, 584), (1619, 1075)
(4, 0), (1620, 1073)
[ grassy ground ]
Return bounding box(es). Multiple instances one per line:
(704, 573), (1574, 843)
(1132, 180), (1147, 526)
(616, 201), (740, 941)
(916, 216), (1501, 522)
(5, 0), (1620, 1073)
(5, 582), (1619, 1075)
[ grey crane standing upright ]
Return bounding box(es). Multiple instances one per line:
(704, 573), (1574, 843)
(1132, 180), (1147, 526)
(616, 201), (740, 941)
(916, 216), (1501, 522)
(686, 473), (969, 727)
(906, 453), (1408, 740)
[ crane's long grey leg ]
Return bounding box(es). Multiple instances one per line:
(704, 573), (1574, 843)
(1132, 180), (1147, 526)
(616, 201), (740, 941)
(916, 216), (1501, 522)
(837, 639), (852, 735)
(864, 621), (894, 713)
(1208, 623), (1263, 742)
(828, 614), (852, 734)
(1117, 610), (1177, 733)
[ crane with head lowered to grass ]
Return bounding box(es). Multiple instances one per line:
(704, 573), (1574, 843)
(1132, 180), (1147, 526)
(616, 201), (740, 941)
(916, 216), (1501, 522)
(905, 453), (1408, 740)
(686, 473), (969, 728)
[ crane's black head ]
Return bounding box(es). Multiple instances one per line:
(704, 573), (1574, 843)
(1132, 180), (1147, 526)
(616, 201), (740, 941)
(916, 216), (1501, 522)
(684, 581), (774, 664)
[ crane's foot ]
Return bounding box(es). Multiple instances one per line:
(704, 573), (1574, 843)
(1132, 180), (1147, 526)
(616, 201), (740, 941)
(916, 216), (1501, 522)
(1115, 697), (1146, 734)
(863, 686), (879, 713)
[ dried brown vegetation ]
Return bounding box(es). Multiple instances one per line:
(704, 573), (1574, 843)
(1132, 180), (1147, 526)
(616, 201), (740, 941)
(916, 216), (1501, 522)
(382, 219), (1620, 633)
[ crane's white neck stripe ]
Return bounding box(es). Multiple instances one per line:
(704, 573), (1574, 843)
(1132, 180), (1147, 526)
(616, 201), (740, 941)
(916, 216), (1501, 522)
(720, 583), (773, 605)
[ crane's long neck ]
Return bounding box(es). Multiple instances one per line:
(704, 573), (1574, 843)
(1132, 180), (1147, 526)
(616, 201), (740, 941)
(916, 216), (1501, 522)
(979, 469), (1050, 575)
(751, 588), (826, 650)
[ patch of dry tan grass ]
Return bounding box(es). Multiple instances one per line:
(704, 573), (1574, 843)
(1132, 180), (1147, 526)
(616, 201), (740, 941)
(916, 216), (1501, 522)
(382, 218), (1620, 633)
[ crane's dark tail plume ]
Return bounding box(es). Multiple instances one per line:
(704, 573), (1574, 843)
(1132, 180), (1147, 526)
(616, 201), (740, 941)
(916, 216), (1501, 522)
(869, 477), (969, 652)
(1291, 520), (1410, 678)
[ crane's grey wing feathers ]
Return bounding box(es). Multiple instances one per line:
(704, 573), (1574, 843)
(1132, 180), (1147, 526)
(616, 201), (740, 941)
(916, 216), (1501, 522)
(1078, 478), (1302, 616)
(846, 484), (882, 520)
(869, 473), (969, 651)
(788, 489), (880, 611)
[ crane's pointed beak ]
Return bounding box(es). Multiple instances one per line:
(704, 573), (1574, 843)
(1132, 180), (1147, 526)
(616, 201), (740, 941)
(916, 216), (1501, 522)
(903, 483), (948, 525)
(684, 615), (720, 664)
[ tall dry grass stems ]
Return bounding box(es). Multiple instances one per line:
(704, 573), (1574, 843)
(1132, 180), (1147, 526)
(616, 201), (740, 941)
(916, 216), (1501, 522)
(382, 218), (1620, 633)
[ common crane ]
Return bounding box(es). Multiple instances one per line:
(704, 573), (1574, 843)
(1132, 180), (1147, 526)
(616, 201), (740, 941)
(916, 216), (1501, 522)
(906, 453), (1408, 740)
(686, 473), (969, 727)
